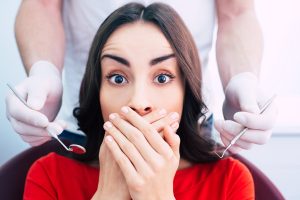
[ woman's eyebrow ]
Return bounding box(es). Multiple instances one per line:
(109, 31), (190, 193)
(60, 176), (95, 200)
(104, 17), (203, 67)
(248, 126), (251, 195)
(101, 54), (130, 66)
(150, 53), (175, 66)
(101, 53), (175, 67)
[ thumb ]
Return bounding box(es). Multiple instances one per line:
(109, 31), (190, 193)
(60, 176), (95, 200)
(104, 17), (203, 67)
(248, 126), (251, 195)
(26, 84), (48, 110)
(163, 125), (180, 158)
(238, 90), (260, 114)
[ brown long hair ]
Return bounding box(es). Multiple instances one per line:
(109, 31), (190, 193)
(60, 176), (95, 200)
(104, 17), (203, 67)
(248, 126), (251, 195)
(73, 2), (220, 163)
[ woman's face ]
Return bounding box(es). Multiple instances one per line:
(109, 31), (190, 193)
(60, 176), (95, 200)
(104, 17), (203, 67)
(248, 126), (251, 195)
(100, 22), (185, 121)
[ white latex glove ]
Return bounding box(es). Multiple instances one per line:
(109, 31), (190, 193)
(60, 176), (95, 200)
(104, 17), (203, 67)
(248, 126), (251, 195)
(5, 61), (65, 146)
(214, 72), (278, 153)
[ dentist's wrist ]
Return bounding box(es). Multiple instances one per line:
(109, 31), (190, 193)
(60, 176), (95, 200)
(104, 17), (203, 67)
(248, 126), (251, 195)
(225, 72), (258, 93)
(29, 60), (62, 79)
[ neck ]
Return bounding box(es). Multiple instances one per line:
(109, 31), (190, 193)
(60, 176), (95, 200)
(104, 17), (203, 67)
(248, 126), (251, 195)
(178, 159), (193, 170)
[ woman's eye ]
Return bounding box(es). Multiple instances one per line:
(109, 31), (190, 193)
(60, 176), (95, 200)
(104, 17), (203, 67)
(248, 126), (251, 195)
(154, 74), (174, 84)
(106, 74), (128, 85)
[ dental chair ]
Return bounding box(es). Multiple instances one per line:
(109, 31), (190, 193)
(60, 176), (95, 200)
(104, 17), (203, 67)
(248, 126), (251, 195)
(0, 140), (285, 200)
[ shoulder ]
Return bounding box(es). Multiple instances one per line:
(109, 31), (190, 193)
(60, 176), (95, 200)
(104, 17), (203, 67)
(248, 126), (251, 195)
(24, 152), (98, 199)
(30, 152), (72, 169)
(28, 152), (92, 175)
(218, 156), (251, 173)
(26, 152), (96, 183)
(174, 157), (254, 199)
(202, 157), (254, 199)
(213, 157), (253, 183)
(216, 157), (255, 199)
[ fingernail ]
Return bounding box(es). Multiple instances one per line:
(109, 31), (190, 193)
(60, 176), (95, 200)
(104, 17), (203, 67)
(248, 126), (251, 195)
(234, 113), (247, 124)
(170, 112), (179, 120)
(109, 113), (116, 120)
(106, 135), (113, 142)
(171, 122), (179, 129)
(121, 106), (129, 113)
(159, 108), (167, 115)
(103, 121), (112, 130)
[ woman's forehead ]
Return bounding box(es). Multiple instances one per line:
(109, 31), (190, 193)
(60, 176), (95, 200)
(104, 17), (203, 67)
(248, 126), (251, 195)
(102, 22), (173, 56)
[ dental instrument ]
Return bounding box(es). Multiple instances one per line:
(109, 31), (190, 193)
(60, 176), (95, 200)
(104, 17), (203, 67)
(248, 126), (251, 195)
(7, 83), (86, 154)
(215, 94), (276, 158)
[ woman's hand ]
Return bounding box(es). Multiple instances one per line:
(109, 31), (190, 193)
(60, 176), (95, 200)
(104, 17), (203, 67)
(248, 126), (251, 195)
(92, 135), (131, 200)
(93, 108), (180, 200)
(103, 106), (180, 200)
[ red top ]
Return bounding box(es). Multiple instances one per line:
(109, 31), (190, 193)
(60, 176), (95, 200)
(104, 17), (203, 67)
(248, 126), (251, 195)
(24, 152), (254, 200)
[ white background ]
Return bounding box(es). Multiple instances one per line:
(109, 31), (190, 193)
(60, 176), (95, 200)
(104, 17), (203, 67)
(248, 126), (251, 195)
(1, 1), (299, 199)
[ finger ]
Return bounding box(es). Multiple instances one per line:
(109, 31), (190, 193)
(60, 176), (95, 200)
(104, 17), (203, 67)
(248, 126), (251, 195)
(104, 135), (139, 182)
(170, 122), (179, 132)
(29, 137), (52, 147)
(25, 82), (49, 110)
(6, 88), (49, 127)
(220, 136), (243, 154)
(234, 74), (260, 114)
(22, 135), (51, 145)
(143, 108), (167, 123)
(214, 120), (253, 149)
(119, 106), (173, 156)
(46, 122), (64, 137)
(107, 114), (159, 164)
(163, 125), (180, 159)
(151, 112), (180, 133)
(238, 92), (260, 114)
(220, 129), (254, 150)
(221, 120), (272, 145)
(103, 121), (150, 174)
(233, 100), (278, 130)
(10, 118), (51, 137)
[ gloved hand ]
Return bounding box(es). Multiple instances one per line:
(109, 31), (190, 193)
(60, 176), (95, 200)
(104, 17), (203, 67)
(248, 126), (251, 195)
(214, 72), (278, 153)
(6, 61), (65, 146)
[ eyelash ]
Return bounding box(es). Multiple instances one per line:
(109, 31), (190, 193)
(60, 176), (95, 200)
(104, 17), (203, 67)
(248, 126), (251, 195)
(105, 72), (176, 86)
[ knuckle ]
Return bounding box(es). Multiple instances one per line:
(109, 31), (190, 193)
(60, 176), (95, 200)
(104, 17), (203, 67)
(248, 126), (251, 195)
(141, 125), (155, 136)
(144, 170), (155, 180)
(9, 103), (19, 117)
(11, 120), (23, 134)
(153, 121), (164, 132)
(118, 139), (132, 153)
(170, 156), (180, 166)
(115, 154), (127, 166)
(174, 134), (181, 145)
(153, 159), (165, 172)
(130, 129), (144, 142)
(130, 179), (145, 192)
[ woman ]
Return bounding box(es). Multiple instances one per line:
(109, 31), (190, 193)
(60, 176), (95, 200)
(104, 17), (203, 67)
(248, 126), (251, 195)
(24, 3), (254, 200)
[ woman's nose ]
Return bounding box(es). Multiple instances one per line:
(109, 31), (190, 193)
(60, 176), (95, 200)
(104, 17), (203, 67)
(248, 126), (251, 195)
(129, 106), (152, 116)
(127, 88), (153, 116)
